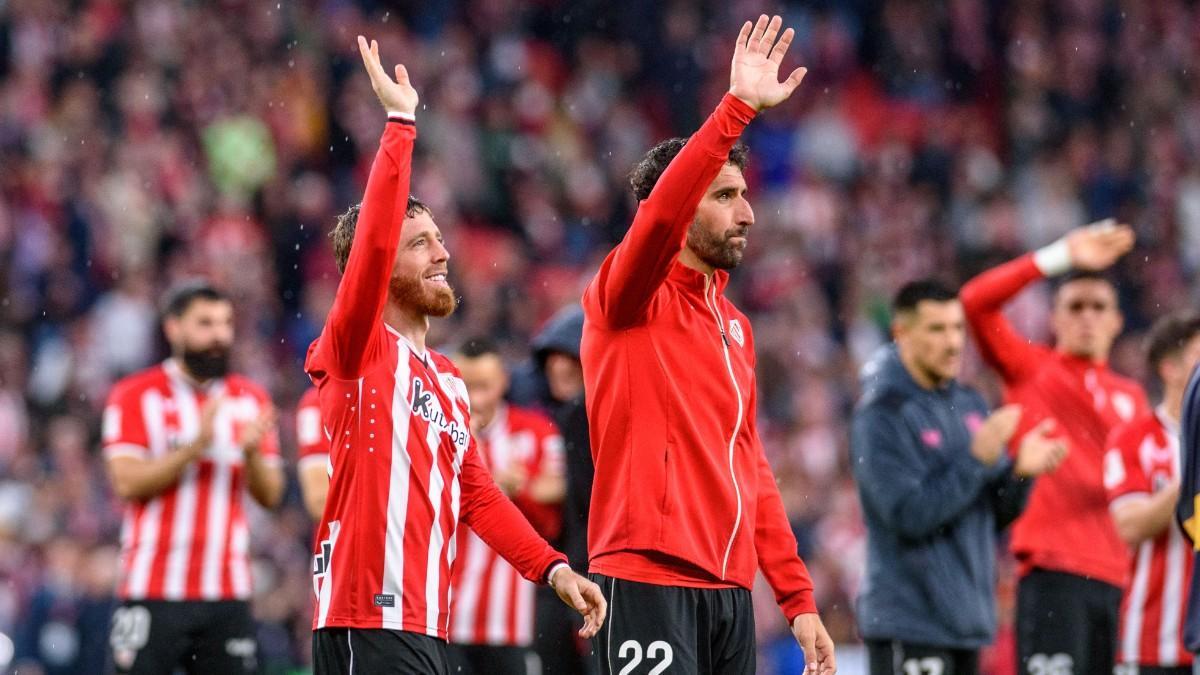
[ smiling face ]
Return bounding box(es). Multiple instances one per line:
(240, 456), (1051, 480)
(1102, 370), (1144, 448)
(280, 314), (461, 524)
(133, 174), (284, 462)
(685, 163), (754, 271)
(389, 210), (456, 317)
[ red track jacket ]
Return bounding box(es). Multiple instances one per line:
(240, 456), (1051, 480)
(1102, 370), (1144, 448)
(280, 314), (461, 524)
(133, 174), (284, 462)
(961, 253), (1149, 587)
(580, 93), (816, 621)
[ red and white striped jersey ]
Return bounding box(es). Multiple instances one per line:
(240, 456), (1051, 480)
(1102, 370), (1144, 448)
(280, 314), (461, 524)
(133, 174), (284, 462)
(1105, 407), (1194, 667)
(305, 117), (566, 639)
(296, 386), (327, 470)
(450, 405), (564, 646)
(102, 359), (281, 602)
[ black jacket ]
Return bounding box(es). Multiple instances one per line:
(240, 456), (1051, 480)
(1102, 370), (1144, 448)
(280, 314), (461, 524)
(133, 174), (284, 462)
(851, 345), (1031, 648)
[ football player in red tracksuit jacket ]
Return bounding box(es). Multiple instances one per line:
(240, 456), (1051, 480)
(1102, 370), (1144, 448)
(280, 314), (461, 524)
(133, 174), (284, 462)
(960, 220), (1149, 673)
(304, 37), (604, 674)
(580, 15), (835, 675)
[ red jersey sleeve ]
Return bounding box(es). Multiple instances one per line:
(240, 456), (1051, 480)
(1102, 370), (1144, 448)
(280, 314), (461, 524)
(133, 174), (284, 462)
(584, 94), (756, 328)
(959, 253), (1051, 384)
(313, 119), (417, 380)
(102, 380), (150, 460)
(1104, 423), (1153, 505)
(460, 437), (567, 583)
(296, 387), (327, 468)
(746, 381), (816, 620)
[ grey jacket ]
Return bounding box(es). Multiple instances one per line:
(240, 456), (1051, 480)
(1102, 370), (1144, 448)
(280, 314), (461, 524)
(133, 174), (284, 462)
(851, 345), (1031, 648)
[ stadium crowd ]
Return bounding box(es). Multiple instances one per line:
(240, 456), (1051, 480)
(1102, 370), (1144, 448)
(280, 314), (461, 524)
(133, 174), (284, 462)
(1, 0), (1199, 672)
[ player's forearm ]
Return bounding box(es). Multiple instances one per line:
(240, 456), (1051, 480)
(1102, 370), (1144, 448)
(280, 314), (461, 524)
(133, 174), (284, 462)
(1114, 488), (1180, 546)
(325, 119), (416, 377)
(298, 461), (329, 519)
(107, 446), (198, 500)
(464, 484), (566, 582)
(243, 451), (285, 508)
(961, 253), (1044, 317)
(527, 472), (566, 504)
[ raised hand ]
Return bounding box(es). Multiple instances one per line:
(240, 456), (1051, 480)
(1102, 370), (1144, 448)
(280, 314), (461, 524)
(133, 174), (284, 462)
(549, 566), (607, 638)
(970, 404), (1022, 467)
(1066, 218), (1136, 271)
(357, 35), (418, 116)
(729, 15), (807, 112)
(1014, 418), (1068, 477)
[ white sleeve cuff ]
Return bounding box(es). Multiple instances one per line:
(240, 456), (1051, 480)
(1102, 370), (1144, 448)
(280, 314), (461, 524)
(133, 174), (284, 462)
(388, 112), (415, 122)
(1033, 238), (1072, 277)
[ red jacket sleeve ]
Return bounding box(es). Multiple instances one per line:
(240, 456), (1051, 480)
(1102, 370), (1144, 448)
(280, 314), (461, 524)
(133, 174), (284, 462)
(584, 94), (756, 328)
(460, 438), (568, 583)
(748, 383), (816, 621)
(959, 252), (1049, 384)
(316, 119), (416, 379)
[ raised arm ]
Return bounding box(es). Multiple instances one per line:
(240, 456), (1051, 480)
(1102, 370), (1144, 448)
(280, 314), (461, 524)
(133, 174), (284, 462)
(960, 220), (1134, 383)
(319, 37), (419, 379)
(585, 16), (805, 328)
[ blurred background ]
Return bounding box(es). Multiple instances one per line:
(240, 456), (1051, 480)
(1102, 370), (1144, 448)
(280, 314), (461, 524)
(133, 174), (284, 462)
(1, 0), (1199, 673)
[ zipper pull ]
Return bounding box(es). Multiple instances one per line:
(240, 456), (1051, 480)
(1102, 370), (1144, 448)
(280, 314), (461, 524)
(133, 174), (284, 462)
(720, 329), (730, 347)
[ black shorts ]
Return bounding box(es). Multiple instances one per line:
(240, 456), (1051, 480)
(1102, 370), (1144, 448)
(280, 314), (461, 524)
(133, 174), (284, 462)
(1017, 568), (1122, 675)
(312, 627), (449, 674)
(108, 599), (257, 675)
(866, 640), (980, 675)
(589, 573), (755, 675)
(446, 643), (537, 675)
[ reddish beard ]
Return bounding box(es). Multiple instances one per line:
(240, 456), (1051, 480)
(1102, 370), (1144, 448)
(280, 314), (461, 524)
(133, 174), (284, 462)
(389, 271), (457, 317)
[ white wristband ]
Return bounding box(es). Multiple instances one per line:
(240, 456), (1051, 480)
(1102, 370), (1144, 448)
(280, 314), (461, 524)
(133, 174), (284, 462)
(387, 111), (415, 122)
(1033, 238), (1071, 277)
(546, 561), (570, 585)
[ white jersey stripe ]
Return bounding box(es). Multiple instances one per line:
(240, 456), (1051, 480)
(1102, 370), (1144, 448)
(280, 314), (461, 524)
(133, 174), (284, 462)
(1160, 431), (1186, 664)
(230, 519), (251, 598)
(1123, 540), (1153, 661)
(201, 402), (236, 599)
(423, 400), (448, 636)
(127, 390), (167, 599)
(450, 532), (489, 642)
(514, 575), (535, 645)
(163, 376), (200, 600)
(486, 551), (511, 643)
(384, 352), (413, 629)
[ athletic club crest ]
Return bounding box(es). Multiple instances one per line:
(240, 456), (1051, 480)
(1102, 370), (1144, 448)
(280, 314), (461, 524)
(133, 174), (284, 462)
(728, 319), (744, 347)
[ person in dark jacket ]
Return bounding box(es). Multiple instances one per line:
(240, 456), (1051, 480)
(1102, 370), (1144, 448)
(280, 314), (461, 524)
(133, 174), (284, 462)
(1176, 361), (1200, 667)
(529, 304), (595, 675)
(851, 280), (1067, 674)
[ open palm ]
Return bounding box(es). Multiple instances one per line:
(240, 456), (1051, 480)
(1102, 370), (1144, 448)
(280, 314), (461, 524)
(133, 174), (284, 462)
(357, 35), (418, 116)
(729, 15), (807, 112)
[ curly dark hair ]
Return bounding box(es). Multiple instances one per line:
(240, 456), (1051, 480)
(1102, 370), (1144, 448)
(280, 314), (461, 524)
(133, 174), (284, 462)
(330, 195), (431, 274)
(629, 138), (749, 202)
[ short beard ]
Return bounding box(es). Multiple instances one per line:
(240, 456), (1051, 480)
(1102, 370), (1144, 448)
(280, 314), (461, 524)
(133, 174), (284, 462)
(390, 273), (457, 318)
(686, 219), (746, 270)
(180, 345), (230, 380)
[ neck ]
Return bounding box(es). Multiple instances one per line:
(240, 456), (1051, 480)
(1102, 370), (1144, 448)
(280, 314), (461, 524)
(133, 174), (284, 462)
(897, 347), (944, 390)
(1056, 346), (1107, 364)
(678, 246), (715, 276)
(472, 405), (498, 435)
(1164, 387), (1184, 424)
(171, 357), (213, 387)
(383, 301), (429, 354)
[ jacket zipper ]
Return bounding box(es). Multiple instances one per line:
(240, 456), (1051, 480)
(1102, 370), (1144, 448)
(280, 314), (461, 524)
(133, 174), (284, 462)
(703, 276), (744, 580)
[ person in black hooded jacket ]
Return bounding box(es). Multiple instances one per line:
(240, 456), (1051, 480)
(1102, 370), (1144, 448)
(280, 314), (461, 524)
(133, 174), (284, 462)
(851, 280), (1067, 674)
(524, 304), (594, 675)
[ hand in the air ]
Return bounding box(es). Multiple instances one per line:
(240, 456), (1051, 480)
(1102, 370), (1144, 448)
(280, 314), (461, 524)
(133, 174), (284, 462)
(1065, 219), (1135, 271)
(357, 35), (418, 116)
(729, 15), (808, 112)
